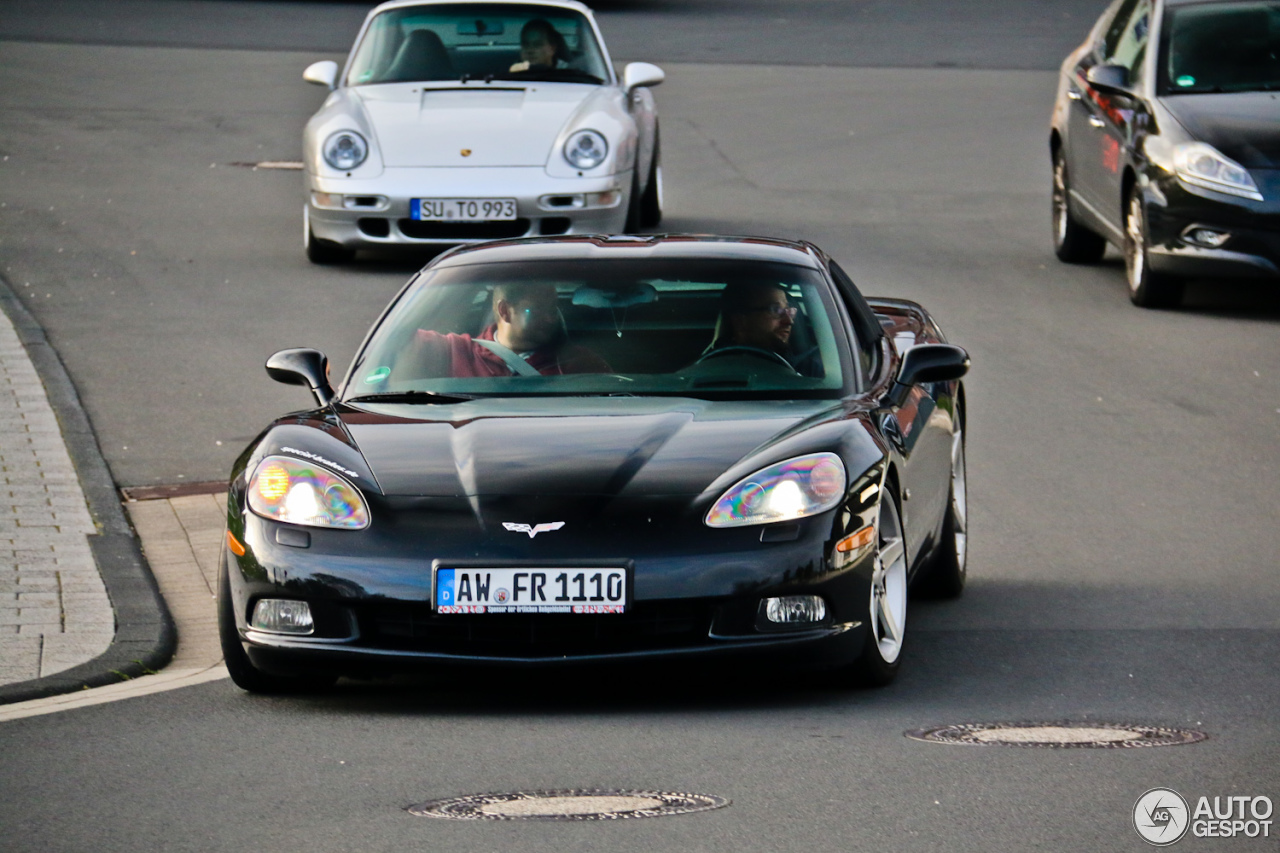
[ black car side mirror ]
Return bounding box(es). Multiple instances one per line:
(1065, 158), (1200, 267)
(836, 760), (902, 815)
(882, 344), (970, 408)
(1086, 63), (1131, 95)
(266, 348), (334, 407)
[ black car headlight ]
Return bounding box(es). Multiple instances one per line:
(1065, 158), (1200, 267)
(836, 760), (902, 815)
(323, 131), (369, 171)
(705, 453), (846, 528)
(563, 129), (608, 170)
(247, 455), (370, 529)
(1173, 142), (1263, 201)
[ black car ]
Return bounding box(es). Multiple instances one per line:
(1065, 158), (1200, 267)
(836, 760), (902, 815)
(1050, 0), (1280, 306)
(218, 235), (970, 693)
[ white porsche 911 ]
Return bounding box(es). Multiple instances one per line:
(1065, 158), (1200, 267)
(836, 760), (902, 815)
(301, 0), (664, 263)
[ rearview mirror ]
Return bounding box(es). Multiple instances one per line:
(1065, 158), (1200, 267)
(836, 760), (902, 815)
(623, 62), (665, 93)
(266, 348), (334, 406)
(303, 60), (339, 90)
(1085, 63), (1131, 95)
(882, 344), (970, 408)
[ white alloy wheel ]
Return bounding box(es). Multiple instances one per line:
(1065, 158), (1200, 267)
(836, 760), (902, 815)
(870, 494), (908, 665)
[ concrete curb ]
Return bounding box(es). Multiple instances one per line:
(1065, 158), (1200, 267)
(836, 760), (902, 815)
(0, 273), (175, 704)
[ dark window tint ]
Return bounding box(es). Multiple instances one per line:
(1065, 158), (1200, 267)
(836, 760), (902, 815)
(1160, 1), (1280, 94)
(826, 261), (882, 386)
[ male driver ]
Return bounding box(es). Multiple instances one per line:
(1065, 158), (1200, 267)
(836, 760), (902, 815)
(706, 281), (796, 356)
(414, 282), (609, 377)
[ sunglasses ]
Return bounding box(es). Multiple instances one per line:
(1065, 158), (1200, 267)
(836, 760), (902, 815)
(747, 304), (798, 319)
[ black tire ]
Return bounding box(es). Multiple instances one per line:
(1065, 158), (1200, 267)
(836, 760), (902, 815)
(837, 487), (908, 688)
(305, 226), (355, 265)
(1125, 193), (1183, 308)
(639, 130), (663, 229)
(623, 168), (643, 233)
(1052, 148), (1107, 264)
(218, 549), (335, 694)
(914, 410), (967, 599)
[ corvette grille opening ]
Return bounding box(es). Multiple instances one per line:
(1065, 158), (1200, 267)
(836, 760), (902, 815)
(357, 600), (714, 657)
(397, 219), (531, 240)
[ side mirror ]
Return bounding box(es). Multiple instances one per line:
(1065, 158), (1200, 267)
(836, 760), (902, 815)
(303, 60), (339, 90)
(266, 348), (334, 407)
(623, 62), (665, 93)
(882, 344), (970, 408)
(1085, 63), (1131, 95)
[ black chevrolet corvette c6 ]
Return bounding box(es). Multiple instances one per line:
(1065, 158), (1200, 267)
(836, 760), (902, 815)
(219, 234), (970, 693)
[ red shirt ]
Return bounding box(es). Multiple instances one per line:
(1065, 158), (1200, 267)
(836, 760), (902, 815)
(412, 325), (610, 377)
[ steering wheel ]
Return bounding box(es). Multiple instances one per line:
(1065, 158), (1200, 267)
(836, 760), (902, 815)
(694, 346), (798, 374)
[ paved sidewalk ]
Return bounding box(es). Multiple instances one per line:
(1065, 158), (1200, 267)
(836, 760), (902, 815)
(0, 303), (114, 683)
(0, 275), (173, 704)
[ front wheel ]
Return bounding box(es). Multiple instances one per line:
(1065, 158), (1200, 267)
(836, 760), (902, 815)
(1125, 193), (1183, 308)
(838, 488), (908, 687)
(915, 414), (967, 599)
(304, 208), (355, 265)
(218, 549), (335, 694)
(1052, 149), (1106, 264)
(639, 130), (663, 228)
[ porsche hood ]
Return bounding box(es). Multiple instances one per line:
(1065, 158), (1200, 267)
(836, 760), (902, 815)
(338, 398), (844, 498)
(357, 83), (596, 167)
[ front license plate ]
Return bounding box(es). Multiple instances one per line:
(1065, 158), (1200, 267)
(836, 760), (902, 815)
(411, 198), (517, 221)
(434, 568), (627, 613)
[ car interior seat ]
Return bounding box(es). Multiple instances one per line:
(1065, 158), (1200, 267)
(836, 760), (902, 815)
(384, 28), (455, 82)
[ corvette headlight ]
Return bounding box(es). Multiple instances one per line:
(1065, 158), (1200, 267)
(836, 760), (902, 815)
(323, 131), (368, 171)
(1173, 142), (1263, 201)
(247, 455), (369, 529)
(564, 130), (608, 170)
(705, 453), (846, 528)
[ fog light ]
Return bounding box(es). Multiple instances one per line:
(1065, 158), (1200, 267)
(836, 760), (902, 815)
(1181, 225), (1231, 248)
(764, 595), (827, 624)
(251, 599), (314, 634)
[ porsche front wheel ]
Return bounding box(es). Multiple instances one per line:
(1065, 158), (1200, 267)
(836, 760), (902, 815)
(218, 550), (335, 694)
(639, 130), (663, 228)
(304, 208), (355, 265)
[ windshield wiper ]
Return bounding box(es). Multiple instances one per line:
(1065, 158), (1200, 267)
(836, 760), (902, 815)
(346, 390), (475, 404)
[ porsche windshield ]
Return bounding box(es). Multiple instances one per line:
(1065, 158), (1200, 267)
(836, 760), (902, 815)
(346, 4), (610, 86)
(346, 259), (852, 400)
(1162, 1), (1280, 93)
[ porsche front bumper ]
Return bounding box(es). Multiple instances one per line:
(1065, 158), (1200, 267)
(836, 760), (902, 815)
(307, 166), (632, 248)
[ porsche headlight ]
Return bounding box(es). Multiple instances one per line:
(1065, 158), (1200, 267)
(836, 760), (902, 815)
(705, 453), (846, 528)
(1173, 142), (1263, 201)
(247, 455), (369, 529)
(563, 130), (608, 170)
(323, 131), (369, 171)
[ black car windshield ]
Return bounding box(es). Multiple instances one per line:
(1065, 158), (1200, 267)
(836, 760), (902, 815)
(346, 3), (610, 86)
(1161, 1), (1280, 93)
(345, 258), (852, 400)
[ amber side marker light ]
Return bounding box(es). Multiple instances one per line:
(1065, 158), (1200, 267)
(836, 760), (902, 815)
(836, 525), (874, 553)
(226, 530), (246, 557)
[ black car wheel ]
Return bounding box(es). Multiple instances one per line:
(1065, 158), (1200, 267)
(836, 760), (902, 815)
(218, 551), (336, 694)
(1125, 193), (1183, 308)
(639, 129), (663, 229)
(305, 221), (355, 266)
(1052, 149), (1106, 264)
(843, 487), (908, 687)
(915, 414), (967, 599)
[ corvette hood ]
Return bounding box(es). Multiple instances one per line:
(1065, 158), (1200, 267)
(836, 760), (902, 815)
(341, 397), (840, 498)
(358, 83), (593, 167)
(1161, 92), (1280, 169)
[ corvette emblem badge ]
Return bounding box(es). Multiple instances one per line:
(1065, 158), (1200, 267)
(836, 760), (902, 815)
(503, 521), (565, 538)
(460, 148), (472, 157)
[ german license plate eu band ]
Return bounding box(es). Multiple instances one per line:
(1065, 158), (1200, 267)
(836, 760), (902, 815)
(434, 568), (627, 613)
(411, 198), (517, 221)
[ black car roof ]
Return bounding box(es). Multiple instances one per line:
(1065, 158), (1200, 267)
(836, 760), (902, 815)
(429, 234), (825, 270)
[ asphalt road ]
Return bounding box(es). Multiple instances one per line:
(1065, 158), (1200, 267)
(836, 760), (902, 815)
(1, 2), (1279, 851)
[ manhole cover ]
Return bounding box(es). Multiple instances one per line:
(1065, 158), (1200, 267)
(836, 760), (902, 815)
(906, 722), (1207, 748)
(408, 789), (730, 821)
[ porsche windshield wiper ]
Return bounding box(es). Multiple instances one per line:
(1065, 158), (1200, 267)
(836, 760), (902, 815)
(346, 391), (475, 404)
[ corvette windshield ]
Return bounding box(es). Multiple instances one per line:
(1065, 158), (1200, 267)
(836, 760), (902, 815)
(346, 3), (610, 86)
(345, 258), (851, 400)
(1161, 1), (1280, 93)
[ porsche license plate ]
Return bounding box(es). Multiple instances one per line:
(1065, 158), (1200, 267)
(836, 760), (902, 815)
(412, 198), (517, 221)
(434, 568), (627, 613)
